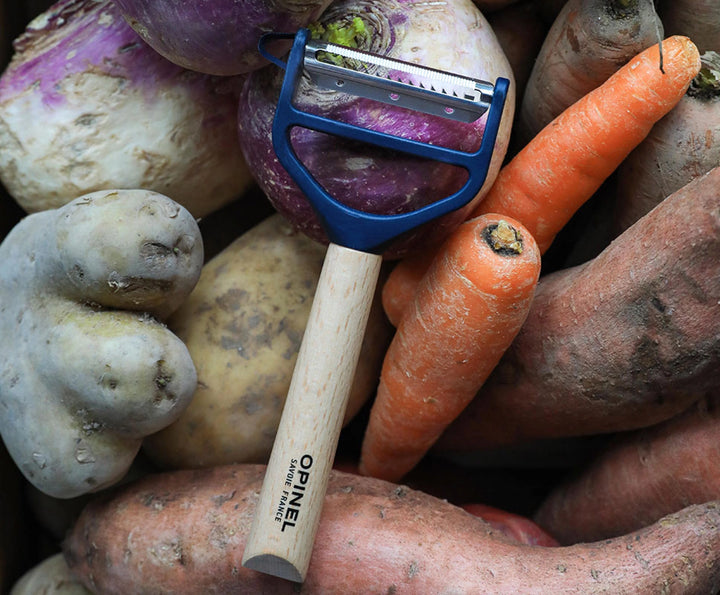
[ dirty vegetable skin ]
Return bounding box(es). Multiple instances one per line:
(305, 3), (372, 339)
(534, 394), (720, 545)
(613, 51), (720, 233)
(64, 465), (720, 594)
(11, 553), (91, 595)
(0, 190), (203, 498)
(517, 0), (663, 144)
(437, 165), (720, 452)
(237, 0), (514, 259)
(144, 215), (391, 469)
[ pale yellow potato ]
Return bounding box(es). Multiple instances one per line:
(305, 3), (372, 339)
(144, 214), (392, 468)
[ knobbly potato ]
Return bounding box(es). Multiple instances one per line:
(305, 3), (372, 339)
(0, 189), (203, 498)
(143, 214), (392, 468)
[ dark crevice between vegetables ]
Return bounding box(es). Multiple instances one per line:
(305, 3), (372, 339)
(606, 0), (643, 20)
(687, 52), (720, 100)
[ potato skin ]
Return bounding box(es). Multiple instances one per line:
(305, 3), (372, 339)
(10, 553), (90, 595)
(144, 214), (391, 468)
(0, 190), (202, 498)
(63, 464), (720, 594)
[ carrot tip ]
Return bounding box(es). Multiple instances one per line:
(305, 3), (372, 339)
(483, 220), (524, 255)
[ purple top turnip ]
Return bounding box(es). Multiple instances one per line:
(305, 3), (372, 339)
(237, 0), (515, 259)
(0, 0), (251, 217)
(110, 0), (334, 75)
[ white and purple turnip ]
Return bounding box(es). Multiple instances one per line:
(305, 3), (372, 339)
(110, 0), (334, 75)
(0, 0), (252, 217)
(237, 0), (515, 259)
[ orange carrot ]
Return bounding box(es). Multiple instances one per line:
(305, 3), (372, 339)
(359, 214), (541, 482)
(382, 35), (701, 327)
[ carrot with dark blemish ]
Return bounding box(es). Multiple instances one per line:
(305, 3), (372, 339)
(435, 166), (720, 454)
(360, 214), (541, 482)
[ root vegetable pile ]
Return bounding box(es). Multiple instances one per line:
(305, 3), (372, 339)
(435, 164), (720, 452)
(382, 34), (702, 326)
(0, 0), (719, 593)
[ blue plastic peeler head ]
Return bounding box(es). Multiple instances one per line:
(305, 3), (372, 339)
(258, 29), (510, 254)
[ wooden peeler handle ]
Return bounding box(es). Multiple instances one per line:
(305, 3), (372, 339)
(242, 242), (383, 582)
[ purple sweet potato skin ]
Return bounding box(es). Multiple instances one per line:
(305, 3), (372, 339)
(63, 464), (720, 594)
(437, 166), (720, 453)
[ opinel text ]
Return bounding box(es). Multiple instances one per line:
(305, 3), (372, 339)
(274, 454), (314, 532)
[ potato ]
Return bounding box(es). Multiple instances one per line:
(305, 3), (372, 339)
(11, 554), (90, 595)
(143, 214), (392, 468)
(64, 464), (720, 593)
(0, 189), (203, 498)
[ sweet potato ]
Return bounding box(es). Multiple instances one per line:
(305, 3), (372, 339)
(658, 0), (720, 53)
(142, 214), (391, 469)
(63, 464), (720, 593)
(436, 165), (720, 453)
(534, 393), (720, 545)
(517, 0), (663, 145)
(462, 503), (560, 547)
(613, 51), (720, 234)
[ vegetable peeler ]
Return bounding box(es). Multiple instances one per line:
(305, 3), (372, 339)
(242, 28), (509, 582)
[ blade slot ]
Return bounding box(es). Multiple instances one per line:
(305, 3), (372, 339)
(304, 40), (494, 123)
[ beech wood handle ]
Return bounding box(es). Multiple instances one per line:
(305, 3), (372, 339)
(242, 242), (383, 582)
